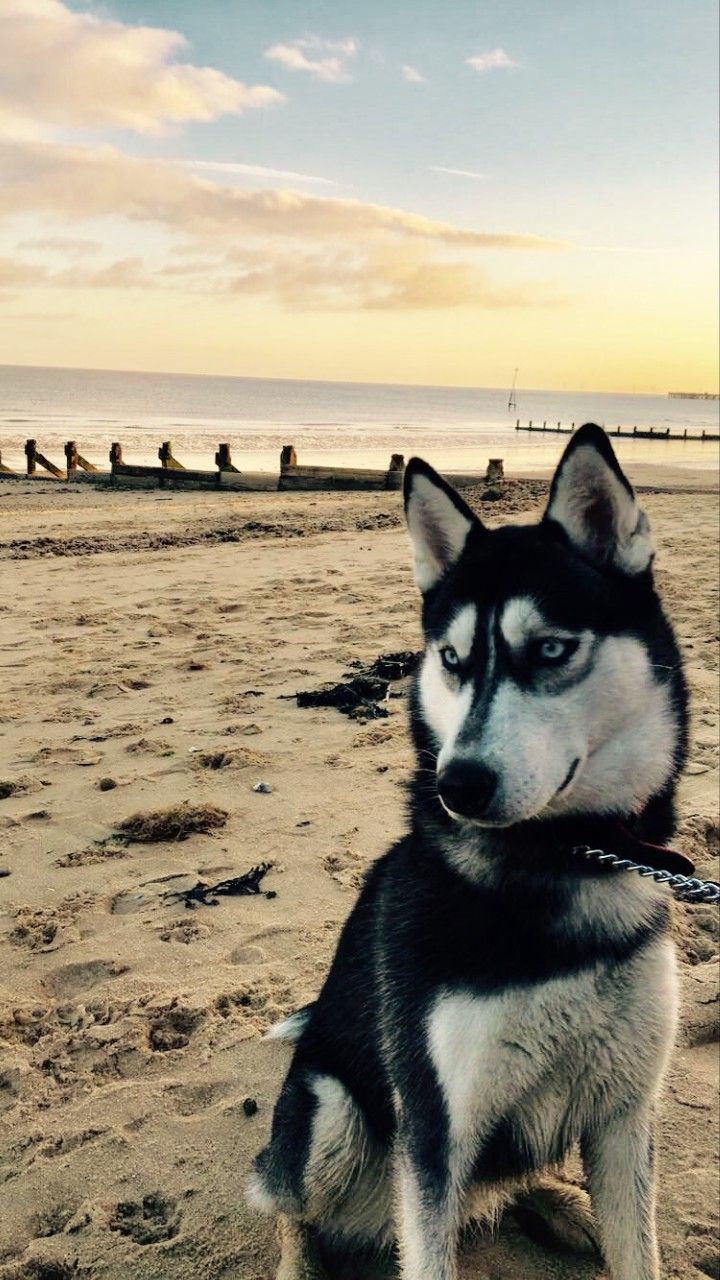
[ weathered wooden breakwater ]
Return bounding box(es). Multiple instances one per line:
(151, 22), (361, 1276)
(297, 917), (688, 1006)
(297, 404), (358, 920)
(515, 420), (719, 442)
(1, 439), (505, 492)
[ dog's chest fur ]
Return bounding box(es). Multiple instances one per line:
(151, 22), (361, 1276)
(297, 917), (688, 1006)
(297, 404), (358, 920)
(425, 936), (677, 1181)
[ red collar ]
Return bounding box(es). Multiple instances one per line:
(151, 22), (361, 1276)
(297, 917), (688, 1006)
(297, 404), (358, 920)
(617, 824), (695, 876)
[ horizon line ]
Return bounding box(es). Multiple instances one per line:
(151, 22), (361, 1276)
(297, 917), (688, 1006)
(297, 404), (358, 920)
(0, 360), (694, 399)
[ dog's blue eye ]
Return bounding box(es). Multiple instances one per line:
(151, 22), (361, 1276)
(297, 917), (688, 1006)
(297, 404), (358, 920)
(440, 645), (461, 672)
(530, 638), (578, 665)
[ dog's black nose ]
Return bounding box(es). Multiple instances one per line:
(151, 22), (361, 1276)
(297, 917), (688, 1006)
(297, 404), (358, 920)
(437, 760), (497, 820)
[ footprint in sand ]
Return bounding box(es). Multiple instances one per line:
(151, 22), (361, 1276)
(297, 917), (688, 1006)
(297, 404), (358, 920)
(25, 746), (103, 768)
(0, 776), (42, 799)
(147, 1005), (206, 1052)
(1, 1256), (81, 1278)
(164, 1079), (234, 1115)
(125, 736), (173, 756)
(158, 918), (210, 945)
(54, 843), (129, 868)
(9, 902), (86, 952)
(42, 959), (129, 999)
(30, 1203), (76, 1240)
(228, 944), (267, 965)
(107, 1191), (180, 1245)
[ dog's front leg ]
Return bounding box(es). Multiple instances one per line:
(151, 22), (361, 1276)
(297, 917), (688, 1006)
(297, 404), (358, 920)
(395, 1109), (471, 1280)
(582, 1107), (660, 1280)
(396, 1144), (458, 1280)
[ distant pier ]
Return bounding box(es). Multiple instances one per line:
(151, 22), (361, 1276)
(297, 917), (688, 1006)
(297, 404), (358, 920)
(668, 392), (719, 400)
(515, 421), (719, 442)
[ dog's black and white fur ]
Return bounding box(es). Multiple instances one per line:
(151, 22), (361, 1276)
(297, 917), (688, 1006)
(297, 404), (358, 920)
(249, 424), (688, 1280)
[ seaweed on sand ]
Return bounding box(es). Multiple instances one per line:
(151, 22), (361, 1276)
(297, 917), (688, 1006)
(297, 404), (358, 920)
(292, 650), (420, 720)
(163, 862), (275, 908)
(116, 802), (228, 843)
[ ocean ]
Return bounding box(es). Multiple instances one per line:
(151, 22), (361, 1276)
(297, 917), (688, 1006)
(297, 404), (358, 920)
(0, 364), (718, 476)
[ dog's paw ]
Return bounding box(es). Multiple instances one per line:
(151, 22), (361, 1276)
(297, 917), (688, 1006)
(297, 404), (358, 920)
(512, 1176), (602, 1258)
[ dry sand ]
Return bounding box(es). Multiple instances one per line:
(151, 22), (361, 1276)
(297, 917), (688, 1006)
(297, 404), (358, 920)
(0, 474), (718, 1280)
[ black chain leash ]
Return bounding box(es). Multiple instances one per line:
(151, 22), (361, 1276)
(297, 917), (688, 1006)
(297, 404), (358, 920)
(571, 846), (720, 904)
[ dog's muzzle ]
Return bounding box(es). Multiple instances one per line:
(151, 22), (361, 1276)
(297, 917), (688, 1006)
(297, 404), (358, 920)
(437, 760), (498, 821)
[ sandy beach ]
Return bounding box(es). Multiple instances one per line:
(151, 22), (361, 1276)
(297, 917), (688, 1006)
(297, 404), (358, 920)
(0, 473), (717, 1280)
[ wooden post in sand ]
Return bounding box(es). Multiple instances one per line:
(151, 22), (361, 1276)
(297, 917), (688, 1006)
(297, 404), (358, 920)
(65, 441), (99, 474)
(386, 453), (405, 490)
(280, 445), (297, 468)
(215, 443), (240, 473)
(25, 439), (64, 478)
(485, 459), (504, 484)
(158, 441), (185, 470)
(109, 442), (123, 467)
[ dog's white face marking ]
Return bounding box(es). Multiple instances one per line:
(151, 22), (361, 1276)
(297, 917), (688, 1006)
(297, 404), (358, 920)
(446, 603), (477, 663)
(419, 604), (478, 769)
(420, 594), (677, 827)
(419, 652), (474, 770)
(499, 597), (545, 650)
(498, 596), (592, 659)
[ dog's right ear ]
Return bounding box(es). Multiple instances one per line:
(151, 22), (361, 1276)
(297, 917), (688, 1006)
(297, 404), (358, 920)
(404, 458), (479, 592)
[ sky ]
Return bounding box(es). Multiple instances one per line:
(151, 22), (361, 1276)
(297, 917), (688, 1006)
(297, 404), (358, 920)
(0, 0), (717, 391)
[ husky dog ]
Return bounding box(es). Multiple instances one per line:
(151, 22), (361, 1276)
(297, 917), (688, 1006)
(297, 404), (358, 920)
(249, 424), (687, 1280)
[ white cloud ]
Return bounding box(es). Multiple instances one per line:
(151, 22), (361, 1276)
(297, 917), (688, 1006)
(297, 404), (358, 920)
(219, 244), (560, 311)
(0, 0), (284, 136)
(466, 48), (518, 73)
(0, 252), (150, 290)
(265, 35), (358, 83)
(401, 65), (425, 83)
(182, 159), (344, 188)
(2, 137), (566, 312)
(429, 166), (487, 181)
(0, 138), (566, 252)
(18, 235), (102, 255)
(4, 242), (562, 312)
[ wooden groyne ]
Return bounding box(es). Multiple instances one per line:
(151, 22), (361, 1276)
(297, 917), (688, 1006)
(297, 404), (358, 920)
(279, 452), (405, 492)
(515, 421), (719, 442)
(0, 439), (507, 493)
(0, 439), (502, 493)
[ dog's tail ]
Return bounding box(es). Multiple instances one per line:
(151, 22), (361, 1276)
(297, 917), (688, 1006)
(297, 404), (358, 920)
(264, 1002), (315, 1043)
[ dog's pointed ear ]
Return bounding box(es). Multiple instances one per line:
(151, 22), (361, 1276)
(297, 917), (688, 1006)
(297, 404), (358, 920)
(544, 424), (654, 574)
(404, 457), (479, 592)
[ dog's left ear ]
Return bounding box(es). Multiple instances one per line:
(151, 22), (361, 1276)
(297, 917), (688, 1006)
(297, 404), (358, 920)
(404, 457), (480, 591)
(544, 423), (654, 574)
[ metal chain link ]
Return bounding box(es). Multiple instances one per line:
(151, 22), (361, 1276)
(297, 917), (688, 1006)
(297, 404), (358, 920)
(571, 846), (720, 904)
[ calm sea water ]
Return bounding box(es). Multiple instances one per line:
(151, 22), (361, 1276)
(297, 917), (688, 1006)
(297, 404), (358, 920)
(0, 364), (718, 475)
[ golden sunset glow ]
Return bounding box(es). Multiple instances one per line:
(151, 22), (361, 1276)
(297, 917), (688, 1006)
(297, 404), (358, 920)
(0, 0), (717, 392)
